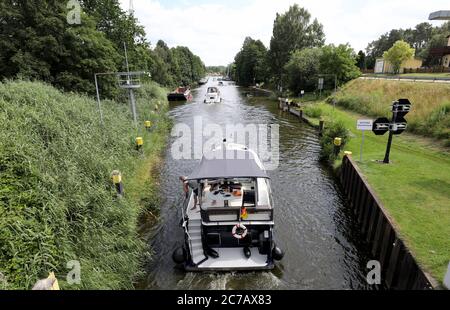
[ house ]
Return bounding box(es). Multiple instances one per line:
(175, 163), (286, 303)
(374, 56), (423, 74)
(430, 35), (450, 67)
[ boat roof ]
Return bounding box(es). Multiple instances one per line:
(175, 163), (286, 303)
(187, 146), (269, 180)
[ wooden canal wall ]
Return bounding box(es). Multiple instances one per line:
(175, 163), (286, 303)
(278, 98), (439, 290)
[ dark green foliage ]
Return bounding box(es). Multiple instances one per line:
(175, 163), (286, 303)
(319, 121), (350, 163)
(0, 80), (169, 289)
(0, 1), (120, 96)
(234, 37), (268, 86)
(0, 1), (205, 96)
(284, 48), (321, 93)
(268, 5), (325, 84)
(319, 44), (362, 86)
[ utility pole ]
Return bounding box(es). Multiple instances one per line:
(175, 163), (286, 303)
(123, 42), (138, 127)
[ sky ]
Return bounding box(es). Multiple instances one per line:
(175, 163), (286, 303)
(119, 0), (450, 66)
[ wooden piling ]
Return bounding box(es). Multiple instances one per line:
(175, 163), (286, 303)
(319, 120), (325, 136)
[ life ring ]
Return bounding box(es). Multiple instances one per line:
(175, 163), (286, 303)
(232, 224), (248, 240)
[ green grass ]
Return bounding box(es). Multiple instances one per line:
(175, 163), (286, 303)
(0, 80), (170, 289)
(301, 102), (450, 284)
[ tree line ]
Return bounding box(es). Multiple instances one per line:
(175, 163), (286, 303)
(0, 0), (206, 98)
(232, 5), (361, 94)
(363, 22), (450, 69)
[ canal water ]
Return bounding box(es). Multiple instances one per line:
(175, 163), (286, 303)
(141, 80), (372, 290)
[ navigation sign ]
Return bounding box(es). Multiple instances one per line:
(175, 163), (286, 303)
(357, 119), (373, 131)
(372, 117), (390, 136)
(357, 119), (373, 162)
(372, 99), (412, 164)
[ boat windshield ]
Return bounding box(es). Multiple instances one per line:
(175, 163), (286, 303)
(207, 87), (218, 93)
(198, 178), (271, 209)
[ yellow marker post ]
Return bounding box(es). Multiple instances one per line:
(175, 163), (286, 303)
(145, 121), (152, 130)
(136, 137), (144, 151)
(334, 137), (342, 147)
(111, 170), (124, 196)
(333, 137), (342, 157)
(344, 151), (353, 157)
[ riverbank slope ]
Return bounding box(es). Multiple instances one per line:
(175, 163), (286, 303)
(0, 81), (170, 289)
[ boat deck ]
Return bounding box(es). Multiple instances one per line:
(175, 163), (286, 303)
(197, 248), (269, 270)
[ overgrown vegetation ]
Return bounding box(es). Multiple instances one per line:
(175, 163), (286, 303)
(319, 120), (350, 163)
(329, 79), (450, 146)
(0, 80), (170, 289)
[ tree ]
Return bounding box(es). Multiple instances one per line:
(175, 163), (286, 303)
(319, 44), (361, 86)
(356, 51), (366, 70)
(0, 0), (120, 96)
(268, 5), (325, 85)
(383, 41), (415, 74)
(284, 48), (322, 94)
(234, 37), (268, 86)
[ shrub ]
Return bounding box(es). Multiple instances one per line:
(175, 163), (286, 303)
(319, 120), (350, 162)
(304, 104), (323, 118)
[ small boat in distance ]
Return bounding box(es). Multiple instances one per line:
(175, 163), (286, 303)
(172, 143), (285, 271)
(168, 87), (192, 102)
(204, 87), (222, 104)
(199, 77), (209, 85)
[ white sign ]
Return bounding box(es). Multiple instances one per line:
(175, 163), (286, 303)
(357, 119), (373, 131)
(318, 78), (324, 90)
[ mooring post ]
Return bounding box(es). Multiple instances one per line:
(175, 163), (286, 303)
(319, 119), (325, 136)
(111, 170), (124, 197)
(299, 109), (303, 121)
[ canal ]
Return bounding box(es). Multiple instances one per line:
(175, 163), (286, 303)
(141, 80), (372, 290)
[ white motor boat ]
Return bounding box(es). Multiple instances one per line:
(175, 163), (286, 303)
(172, 143), (284, 271)
(204, 87), (222, 104)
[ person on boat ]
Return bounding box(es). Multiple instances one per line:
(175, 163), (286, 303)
(180, 176), (199, 210)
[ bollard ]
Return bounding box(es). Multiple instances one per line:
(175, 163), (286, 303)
(334, 137), (342, 157)
(135, 137), (144, 151)
(145, 121), (152, 131)
(319, 119), (325, 136)
(299, 109), (303, 121)
(111, 170), (124, 196)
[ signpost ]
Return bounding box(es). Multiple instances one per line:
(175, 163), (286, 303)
(372, 99), (411, 164)
(318, 78), (324, 97)
(357, 119), (373, 162)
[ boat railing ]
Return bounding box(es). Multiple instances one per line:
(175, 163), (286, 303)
(201, 206), (273, 223)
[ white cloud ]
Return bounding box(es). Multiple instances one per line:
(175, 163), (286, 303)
(120, 0), (450, 66)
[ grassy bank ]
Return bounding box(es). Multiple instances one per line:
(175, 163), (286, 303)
(329, 79), (450, 146)
(298, 102), (450, 284)
(0, 81), (170, 289)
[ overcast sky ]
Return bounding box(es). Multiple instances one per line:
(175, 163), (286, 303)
(118, 0), (449, 66)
